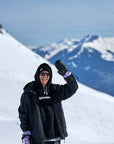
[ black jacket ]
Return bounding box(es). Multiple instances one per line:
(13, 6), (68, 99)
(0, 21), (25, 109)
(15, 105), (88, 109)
(18, 64), (78, 142)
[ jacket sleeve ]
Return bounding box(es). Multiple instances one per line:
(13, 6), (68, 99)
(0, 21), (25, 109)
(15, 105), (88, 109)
(18, 92), (31, 132)
(55, 74), (78, 101)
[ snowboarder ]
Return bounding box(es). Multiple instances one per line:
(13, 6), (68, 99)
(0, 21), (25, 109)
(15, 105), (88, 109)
(18, 60), (78, 144)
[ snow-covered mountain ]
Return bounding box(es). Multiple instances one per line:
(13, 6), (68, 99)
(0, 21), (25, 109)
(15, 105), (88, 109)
(0, 27), (114, 144)
(32, 35), (114, 96)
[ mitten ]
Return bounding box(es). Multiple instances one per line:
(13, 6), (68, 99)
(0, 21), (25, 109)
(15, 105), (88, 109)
(23, 136), (30, 144)
(55, 60), (71, 78)
(22, 131), (31, 144)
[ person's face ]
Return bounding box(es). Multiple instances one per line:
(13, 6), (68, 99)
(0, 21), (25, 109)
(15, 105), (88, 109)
(39, 71), (50, 87)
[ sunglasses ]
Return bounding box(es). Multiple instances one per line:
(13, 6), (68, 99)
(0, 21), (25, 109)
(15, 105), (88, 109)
(40, 72), (51, 76)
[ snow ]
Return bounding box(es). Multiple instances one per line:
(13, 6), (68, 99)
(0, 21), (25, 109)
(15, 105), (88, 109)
(35, 35), (114, 62)
(69, 36), (114, 61)
(84, 66), (91, 71)
(44, 42), (69, 59)
(0, 28), (114, 144)
(83, 36), (114, 61)
(64, 83), (114, 142)
(37, 38), (80, 59)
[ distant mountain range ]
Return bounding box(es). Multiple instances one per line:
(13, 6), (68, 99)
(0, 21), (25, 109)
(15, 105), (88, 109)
(32, 35), (114, 96)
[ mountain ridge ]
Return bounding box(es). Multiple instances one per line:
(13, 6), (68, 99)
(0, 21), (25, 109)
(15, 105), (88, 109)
(32, 35), (114, 96)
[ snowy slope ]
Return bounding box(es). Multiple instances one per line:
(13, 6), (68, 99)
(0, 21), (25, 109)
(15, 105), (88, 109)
(32, 35), (114, 96)
(0, 28), (114, 144)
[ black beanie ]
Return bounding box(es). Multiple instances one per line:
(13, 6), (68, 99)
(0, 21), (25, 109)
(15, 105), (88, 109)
(34, 63), (52, 83)
(39, 63), (52, 73)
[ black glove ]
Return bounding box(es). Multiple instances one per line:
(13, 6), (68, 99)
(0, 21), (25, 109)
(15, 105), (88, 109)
(55, 60), (68, 76)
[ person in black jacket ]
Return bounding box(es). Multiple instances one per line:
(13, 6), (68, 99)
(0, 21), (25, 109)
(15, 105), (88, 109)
(18, 60), (78, 144)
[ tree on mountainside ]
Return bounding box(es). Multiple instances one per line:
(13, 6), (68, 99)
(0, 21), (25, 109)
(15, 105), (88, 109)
(0, 24), (3, 34)
(0, 24), (3, 29)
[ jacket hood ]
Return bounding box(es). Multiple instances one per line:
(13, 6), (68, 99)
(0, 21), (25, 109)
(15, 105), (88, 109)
(34, 63), (52, 87)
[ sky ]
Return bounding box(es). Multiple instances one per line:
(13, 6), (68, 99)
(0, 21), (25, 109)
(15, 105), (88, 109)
(0, 0), (114, 46)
